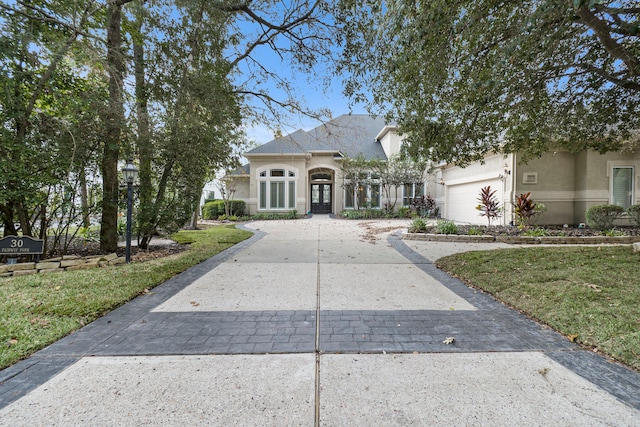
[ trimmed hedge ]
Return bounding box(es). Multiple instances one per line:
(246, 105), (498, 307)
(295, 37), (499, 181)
(202, 200), (246, 219)
(627, 204), (640, 226)
(585, 204), (625, 230)
(202, 201), (222, 220)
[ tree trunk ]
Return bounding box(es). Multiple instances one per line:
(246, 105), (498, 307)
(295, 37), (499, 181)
(187, 182), (205, 229)
(133, 9), (154, 250)
(100, 1), (126, 252)
(0, 205), (17, 237)
(139, 157), (176, 249)
(79, 168), (90, 228)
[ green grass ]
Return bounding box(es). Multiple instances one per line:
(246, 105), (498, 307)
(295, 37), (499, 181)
(0, 225), (252, 370)
(436, 246), (640, 371)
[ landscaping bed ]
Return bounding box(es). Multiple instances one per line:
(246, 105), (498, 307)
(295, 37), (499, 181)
(405, 224), (640, 244)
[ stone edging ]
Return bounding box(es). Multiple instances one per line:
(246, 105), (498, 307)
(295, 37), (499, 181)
(0, 254), (126, 278)
(403, 233), (640, 245)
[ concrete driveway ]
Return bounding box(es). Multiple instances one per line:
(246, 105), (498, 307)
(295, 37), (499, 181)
(1, 215), (639, 425)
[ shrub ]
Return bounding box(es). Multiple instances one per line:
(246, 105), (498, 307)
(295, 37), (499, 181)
(627, 204), (640, 226)
(604, 228), (624, 236)
(202, 201), (222, 220)
(410, 194), (436, 217)
(223, 200), (245, 216)
(522, 228), (547, 237)
(513, 192), (544, 228)
(340, 210), (360, 219)
(397, 206), (412, 218)
(204, 200), (245, 219)
(586, 204), (625, 230)
(467, 227), (483, 236)
(408, 218), (427, 233)
(476, 186), (501, 227)
(251, 210), (298, 220)
(436, 220), (458, 235)
(340, 209), (386, 219)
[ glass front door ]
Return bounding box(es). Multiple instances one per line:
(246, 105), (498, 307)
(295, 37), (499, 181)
(311, 184), (332, 214)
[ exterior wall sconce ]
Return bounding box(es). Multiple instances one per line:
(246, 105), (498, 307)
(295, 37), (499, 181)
(503, 163), (511, 175)
(439, 178), (445, 186)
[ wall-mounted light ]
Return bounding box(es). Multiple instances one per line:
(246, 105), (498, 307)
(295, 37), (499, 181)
(439, 178), (445, 186)
(503, 163), (511, 175)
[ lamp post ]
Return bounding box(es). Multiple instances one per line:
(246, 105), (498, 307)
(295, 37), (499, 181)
(122, 159), (138, 264)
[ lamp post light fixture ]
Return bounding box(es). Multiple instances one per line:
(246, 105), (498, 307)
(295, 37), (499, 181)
(122, 159), (139, 264)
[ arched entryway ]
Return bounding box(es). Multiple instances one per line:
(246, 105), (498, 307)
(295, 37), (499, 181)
(309, 169), (334, 214)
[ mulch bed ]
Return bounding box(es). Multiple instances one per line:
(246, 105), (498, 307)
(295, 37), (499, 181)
(60, 239), (188, 263)
(427, 224), (640, 237)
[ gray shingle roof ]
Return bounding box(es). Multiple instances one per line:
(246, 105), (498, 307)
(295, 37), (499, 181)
(227, 163), (250, 176)
(246, 114), (389, 160)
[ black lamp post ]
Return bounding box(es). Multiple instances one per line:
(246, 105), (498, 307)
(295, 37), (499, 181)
(122, 159), (138, 264)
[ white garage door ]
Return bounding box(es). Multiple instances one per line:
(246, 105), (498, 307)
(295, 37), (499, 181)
(445, 179), (504, 225)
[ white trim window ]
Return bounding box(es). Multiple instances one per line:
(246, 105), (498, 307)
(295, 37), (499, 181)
(258, 168), (297, 210)
(611, 166), (634, 209)
(344, 173), (381, 209)
(403, 182), (425, 206)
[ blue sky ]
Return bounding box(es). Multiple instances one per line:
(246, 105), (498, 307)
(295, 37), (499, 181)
(242, 72), (369, 144)
(229, 5), (370, 146)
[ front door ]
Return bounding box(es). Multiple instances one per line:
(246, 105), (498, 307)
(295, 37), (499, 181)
(311, 184), (332, 214)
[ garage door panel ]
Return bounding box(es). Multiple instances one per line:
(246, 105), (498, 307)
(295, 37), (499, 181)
(446, 180), (503, 224)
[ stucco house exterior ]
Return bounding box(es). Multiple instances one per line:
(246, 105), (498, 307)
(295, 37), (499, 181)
(228, 114), (638, 225)
(229, 114), (432, 215)
(438, 150), (640, 226)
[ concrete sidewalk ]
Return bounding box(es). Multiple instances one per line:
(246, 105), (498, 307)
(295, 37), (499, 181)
(1, 215), (639, 425)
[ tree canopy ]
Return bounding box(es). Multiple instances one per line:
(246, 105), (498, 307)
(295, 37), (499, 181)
(337, 0), (640, 165)
(0, 0), (335, 252)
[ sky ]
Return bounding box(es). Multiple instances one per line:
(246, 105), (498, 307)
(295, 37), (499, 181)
(230, 4), (371, 147)
(242, 75), (369, 145)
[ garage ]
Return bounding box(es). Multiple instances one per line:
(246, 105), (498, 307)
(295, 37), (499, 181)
(445, 178), (506, 225)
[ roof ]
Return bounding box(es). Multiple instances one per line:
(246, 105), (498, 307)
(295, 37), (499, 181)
(245, 114), (389, 160)
(227, 163), (250, 176)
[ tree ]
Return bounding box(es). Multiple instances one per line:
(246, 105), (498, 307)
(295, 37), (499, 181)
(2, 0), (336, 252)
(476, 186), (501, 227)
(128, 1), (246, 247)
(340, 155), (379, 210)
(337, 1), (640, 165)
(100, 0), (137, 252)
(373, 154), (430, 212)
(217, 178), (237, 218)
(0, 1), (102, 238)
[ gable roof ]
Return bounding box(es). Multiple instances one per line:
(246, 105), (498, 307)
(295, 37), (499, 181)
(245, 114), (389, 160)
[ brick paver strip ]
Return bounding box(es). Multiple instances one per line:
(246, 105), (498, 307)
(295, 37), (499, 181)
(1, 228), (639, 413)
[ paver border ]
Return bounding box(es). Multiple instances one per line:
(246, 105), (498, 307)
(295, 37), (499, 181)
(0, 227), (265, 408)
(389, 232), (640, 411)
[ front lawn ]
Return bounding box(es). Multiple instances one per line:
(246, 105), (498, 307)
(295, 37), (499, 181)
(436, 246), (640, 371)
(0, 225), (252, 370)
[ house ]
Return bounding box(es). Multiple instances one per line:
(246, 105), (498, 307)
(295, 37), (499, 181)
(438, 150), (640, 226)
(228, 114), (639, 224)
(228, 114), (433, 215)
